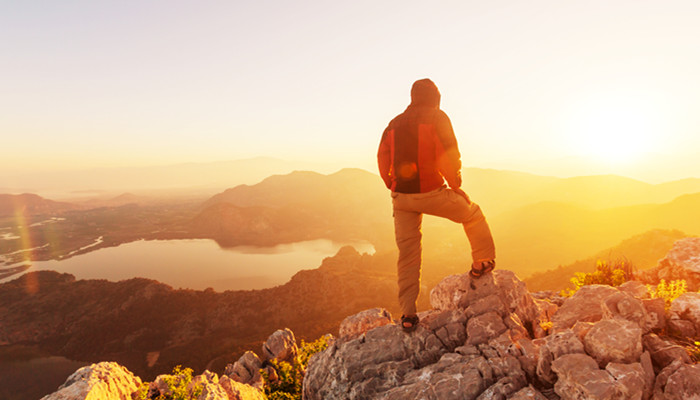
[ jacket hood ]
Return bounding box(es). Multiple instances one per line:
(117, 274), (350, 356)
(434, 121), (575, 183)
(410, 79), (441, 108)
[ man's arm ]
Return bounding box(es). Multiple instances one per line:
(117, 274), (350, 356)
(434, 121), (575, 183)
(377, 126), (394, 189)
(435, 111), (462, 189)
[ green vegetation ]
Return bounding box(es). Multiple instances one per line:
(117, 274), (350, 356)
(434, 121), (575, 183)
(262, 335), (331, 400)
(133, 365), (203, 400)
(647, 279), (688, 310)
(561, 259), (635, 297)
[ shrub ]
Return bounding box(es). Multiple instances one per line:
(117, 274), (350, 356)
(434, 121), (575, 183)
(647, 279), (687, 310)
(561, 259), (635, 297)
(133, 365), (203, 400)
(261, 335), (331, 400)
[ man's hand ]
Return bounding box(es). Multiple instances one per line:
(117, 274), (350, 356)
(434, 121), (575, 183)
(452, 187), (471, 205)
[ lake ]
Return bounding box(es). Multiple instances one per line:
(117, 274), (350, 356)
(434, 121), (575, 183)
(4, 239), (375, 291)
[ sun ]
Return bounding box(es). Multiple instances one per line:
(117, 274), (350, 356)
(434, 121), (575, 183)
(561, 94), (662, 165)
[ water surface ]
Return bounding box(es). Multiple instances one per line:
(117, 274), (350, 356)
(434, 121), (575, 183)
(9, 239), (374, 291)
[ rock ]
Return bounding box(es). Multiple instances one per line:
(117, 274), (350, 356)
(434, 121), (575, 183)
(188, 370), (228, 400)
(642, 298), (666, 332)
(551, 353), (621, 399)
(339, 308), (393, 340)
(303, 322), (453, 399)
(605, 362), (645, 400)
(493, 269), (540, 327)
(583, 319), (643, 368)
(618, 280), (650, 299)
(662, 363), (700, 400)
(655, 237), (700, 290)
(41, 362), (141, 400)
(668, 318), (697, 338)
(262, 328), (298, 363)
(225, 351), (263, 389)
(670, 292), (700, 336)
(653, 360), (700, 400)
(551, 285), (619, 332)
(429, 271), (500, 311)
(466, 311), (507, 345)
(219, 375), (267, 400)
(571, 321), (595, 343)
(536, 330), (585, 386)
(640, 351), (655, 400)
(429, 273), (473, 310)
(466, 294), (506, 318)
(642, 333), (692, 369)
(509, 385), (548, 400)
(601, 291), (647, 329)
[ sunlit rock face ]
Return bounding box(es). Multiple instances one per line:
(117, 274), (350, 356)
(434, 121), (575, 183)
(40, 362), (142, 400)
(303, 265), (700, 400)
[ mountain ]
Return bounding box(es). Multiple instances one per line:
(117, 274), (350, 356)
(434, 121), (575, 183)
(489, 193), (700, 277)
(0, 157), (336, 194)
(193, 168), (394, 249)
(524, 229), (689, 292)
(462, 168), (700, 216)
(0, 193), (76, 217)
(0, 247), (405, 393)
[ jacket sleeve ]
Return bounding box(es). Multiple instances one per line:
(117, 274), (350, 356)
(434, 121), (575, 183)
(377, 126), (393, 190)
(435, 111), (462, 189)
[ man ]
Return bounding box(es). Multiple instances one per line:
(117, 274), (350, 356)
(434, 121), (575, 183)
(377, 78), (496, 332)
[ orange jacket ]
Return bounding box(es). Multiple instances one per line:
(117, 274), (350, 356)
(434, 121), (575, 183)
(377, 79), (462, 193)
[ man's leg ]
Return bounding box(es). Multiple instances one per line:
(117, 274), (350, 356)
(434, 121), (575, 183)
(418, 188), (496, 263)
(393, 207), (423, 317)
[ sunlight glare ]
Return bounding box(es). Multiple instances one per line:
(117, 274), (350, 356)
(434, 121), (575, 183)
(562, 94), (663, 165)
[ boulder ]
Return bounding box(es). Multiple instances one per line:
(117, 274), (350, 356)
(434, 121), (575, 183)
(225, 351), (263, 389)
(262, 328), (298, 363)
(605, 362), (646, 400)
(583, 319), (643, 368)
(466, 311), (507, 345)
(551, 285), (619, 332)
(41, 362), (141, 400)
(642, 333), (692, 369)
(339, 308), (393, 340)
(655, 237), (700, 290)
(219, 375), (267, 400)
(493, 269), (540, 327)
(642, 298), (666, 332)
(618, 280), (650, 299)
(668, 318), (696, 338)
(509, 385), (548, 400)
(653, 360), (700, 400)
(601, 291), (647, 329)
(429, 272), (498, 311)
(551, 353), (621, 399)
(670, 292), (700, 336)
(535, 330), (585, 386)
(303, 311), (473, 400)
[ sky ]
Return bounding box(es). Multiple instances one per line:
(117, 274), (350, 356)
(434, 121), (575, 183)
(3, 0), (700, 182)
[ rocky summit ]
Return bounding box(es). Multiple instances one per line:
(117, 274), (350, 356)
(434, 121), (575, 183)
(39, 239), (700, 400)
(304, 269), (700, 400)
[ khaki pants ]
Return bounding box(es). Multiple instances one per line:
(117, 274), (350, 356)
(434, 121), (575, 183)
(392, 186), (496, 316)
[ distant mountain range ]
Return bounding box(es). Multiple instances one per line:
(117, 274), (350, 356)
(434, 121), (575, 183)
(523, 229), (689, 292)
(0, 193), (76, 217)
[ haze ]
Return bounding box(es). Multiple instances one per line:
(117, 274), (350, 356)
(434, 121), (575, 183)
(2, 0), (700, 186)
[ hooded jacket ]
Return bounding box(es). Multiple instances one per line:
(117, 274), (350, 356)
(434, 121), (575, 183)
(377, 79), (463, 193)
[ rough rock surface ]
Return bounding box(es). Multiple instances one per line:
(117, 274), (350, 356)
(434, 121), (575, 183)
(670, 292), (700, 337)
(261, 328), (298, 363)
(40, 362), (142, 400)
(304, 270), (537, 400)
(225, 351), (263, 389)
(551, 284), (619, 332)
(583, 319), (643, 367)
(339, 307), (394, 339)
(646, 237), (700, 291)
